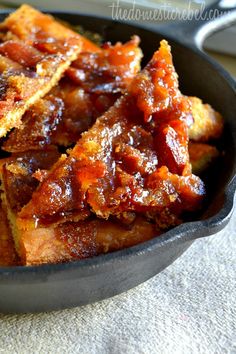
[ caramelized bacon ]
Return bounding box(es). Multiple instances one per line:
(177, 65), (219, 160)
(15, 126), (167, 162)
(66, 36), (142, 94)
(50, 82), (119, 146)
(0, 5), (84, 137)
(130, 41), (186, 122)
(4, 37), (142, 149)
(154, 119), (189, 175)
(0, 41), (43, 69)
(19, 41), (205, 229)
(0, 149), (61, 213)
(53, 37), (142, 145)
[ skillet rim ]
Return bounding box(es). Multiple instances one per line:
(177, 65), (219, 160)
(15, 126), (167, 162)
(0, 9), (235, 276)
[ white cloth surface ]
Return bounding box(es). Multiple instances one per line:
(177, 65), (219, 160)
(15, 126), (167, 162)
(0, 208), (235, 354)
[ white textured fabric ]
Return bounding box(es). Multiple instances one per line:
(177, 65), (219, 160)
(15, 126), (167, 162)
(0, 208), (235, 354)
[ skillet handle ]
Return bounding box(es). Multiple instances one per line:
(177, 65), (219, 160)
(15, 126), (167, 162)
(157, 0), (236, 50)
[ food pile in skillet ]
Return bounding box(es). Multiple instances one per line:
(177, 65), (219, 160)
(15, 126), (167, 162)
(0, 5), (223, 266)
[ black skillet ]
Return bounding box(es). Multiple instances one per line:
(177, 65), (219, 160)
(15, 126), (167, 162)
(0, 1), (235, 313)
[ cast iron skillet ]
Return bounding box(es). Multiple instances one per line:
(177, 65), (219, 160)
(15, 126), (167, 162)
(0, 1), (235, 313)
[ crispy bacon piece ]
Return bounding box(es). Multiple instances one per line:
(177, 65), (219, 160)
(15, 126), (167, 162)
(0, 5), (85, 137)
(18, 41), (205, 230)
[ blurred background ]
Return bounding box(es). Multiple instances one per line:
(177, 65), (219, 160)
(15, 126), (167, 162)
(0, 0), (235, 76)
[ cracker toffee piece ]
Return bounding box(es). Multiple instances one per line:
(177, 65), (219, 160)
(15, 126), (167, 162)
(0, 141), (215, 265)
(189, 96), (223, 142)
(3, 36), (143, 150)
(189, 142), (219, 175)
(21, 217), (157, 265)
(18, 41), (206, 232)
(2, 96), (64, 152)
(0, 4), (84, 137)
(0, 151), (156, 265)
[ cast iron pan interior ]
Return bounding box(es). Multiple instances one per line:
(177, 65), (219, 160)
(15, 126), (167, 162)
(0, 10), (235, 313)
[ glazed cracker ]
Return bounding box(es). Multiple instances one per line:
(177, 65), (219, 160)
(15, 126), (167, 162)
(18, 41), (205, 230)
(0, 151), (155, 265)
(0, 4), (83, 137)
